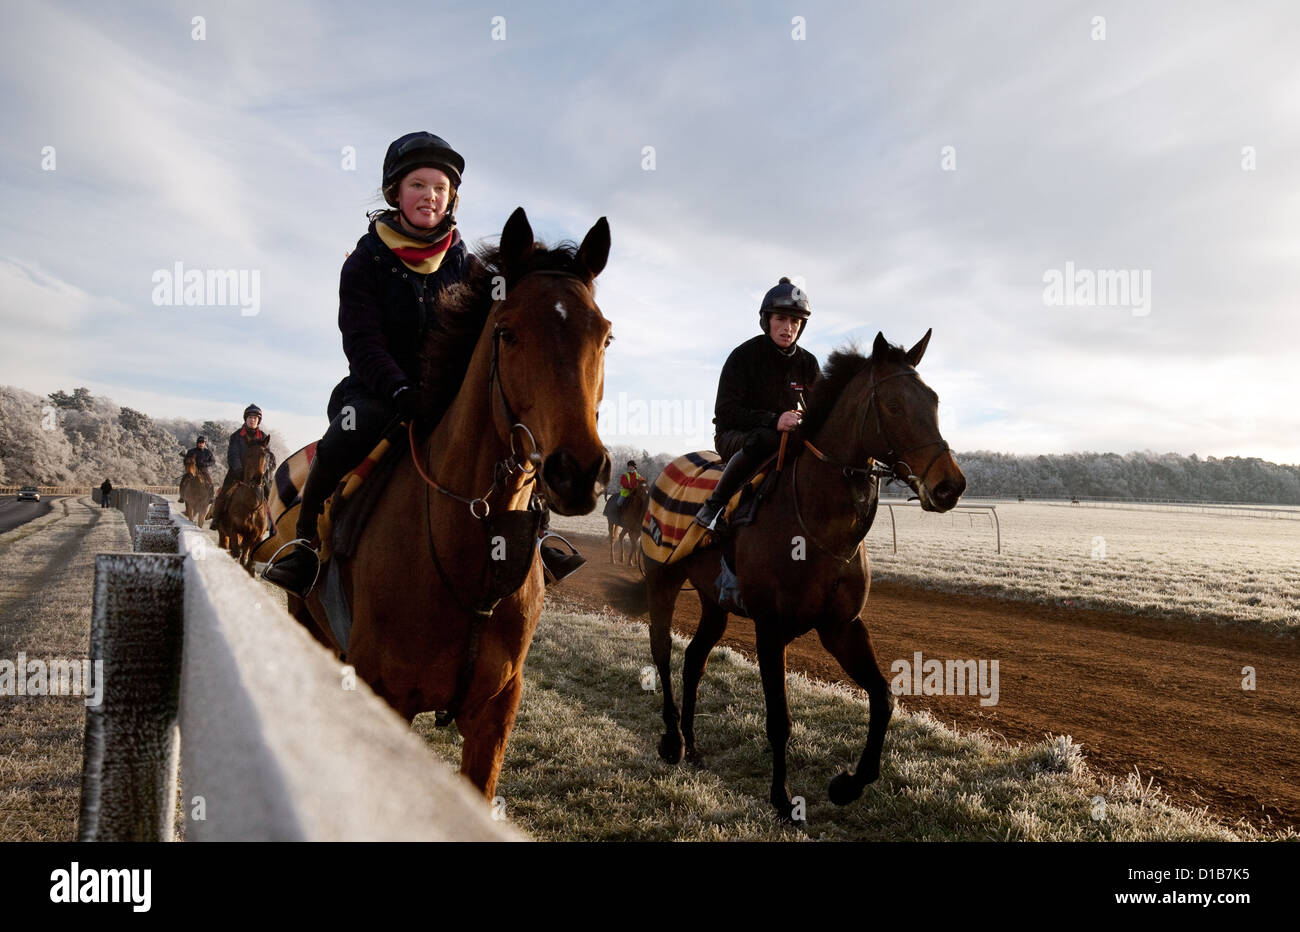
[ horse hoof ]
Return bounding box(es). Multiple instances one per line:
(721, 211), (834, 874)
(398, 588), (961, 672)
(658, 733), (683, 764)
(770, 793), (797, 823)
(828, 771), (862, 806)
(684, 746), (704, 766)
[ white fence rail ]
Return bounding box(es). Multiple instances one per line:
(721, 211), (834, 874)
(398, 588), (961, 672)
(80, 489), (521, 841)
(875, 499), (1001, 554)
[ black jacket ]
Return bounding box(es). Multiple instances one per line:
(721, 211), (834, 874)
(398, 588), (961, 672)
(184, 447), (216, 470)
(227, 427), (267, 478)
(334, 222), (472, 405)
(713, 335), (821, 432)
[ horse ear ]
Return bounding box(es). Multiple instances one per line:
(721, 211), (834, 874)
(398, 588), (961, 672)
(575, 217), (610, 282)
(905, 328), (933, 368)
(500, 207), (535, 278)
(872, 331), (890, 359)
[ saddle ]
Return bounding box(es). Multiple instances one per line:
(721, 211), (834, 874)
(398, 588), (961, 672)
(641, 451), (776, 566)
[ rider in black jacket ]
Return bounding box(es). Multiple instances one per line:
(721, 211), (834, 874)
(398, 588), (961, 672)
(265, 132), (473, 595)
(211, 406), (274, 526)
(694, 278), (820, 529)
(179, 435), (216, 498)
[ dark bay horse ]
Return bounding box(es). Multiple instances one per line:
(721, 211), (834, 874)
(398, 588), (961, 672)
(606, 478), (648, 566)
(217, 436), (270, 574)
(642, 330), (966, 820)
(290, 207), (612, 799)
(180, 452), (214, 527)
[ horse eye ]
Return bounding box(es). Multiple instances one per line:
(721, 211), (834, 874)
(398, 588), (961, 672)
(604, 333), (614, 348)
(500, 328), (518, 346)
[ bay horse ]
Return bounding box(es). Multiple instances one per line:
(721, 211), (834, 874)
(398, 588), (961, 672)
(180, 453), (214, 527)
(217, 436), (271, 574)
(606, 478), (648, 567)
(288, 207), (612, 799)
(643, 330), (966, 820)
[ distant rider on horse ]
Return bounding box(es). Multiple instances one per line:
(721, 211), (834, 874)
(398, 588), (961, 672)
(180, 434), (216, 498)
(618, 460), (643, 511)
(693, 277), (821, 530)
(211, 405), (273, 529)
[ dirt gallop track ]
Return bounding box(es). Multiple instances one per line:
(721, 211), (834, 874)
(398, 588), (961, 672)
(553, 532), (1300, 832)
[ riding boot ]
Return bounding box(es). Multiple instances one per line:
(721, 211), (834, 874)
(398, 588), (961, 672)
(263, 455), (339, 595)
(693, 447), (759, 529)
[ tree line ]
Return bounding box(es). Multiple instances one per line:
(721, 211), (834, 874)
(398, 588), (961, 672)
(603, 445), (1300, 505)
(4, 385), (1296, 504)
(0, 385), (288, 486)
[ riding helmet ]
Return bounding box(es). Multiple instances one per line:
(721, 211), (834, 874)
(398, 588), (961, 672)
(759, 277), (811, 335)
(382, 132), (465, 206)
(243, 404), (263, 421)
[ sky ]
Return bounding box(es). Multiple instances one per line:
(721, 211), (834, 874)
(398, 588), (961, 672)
(1, 0), (1297, 464)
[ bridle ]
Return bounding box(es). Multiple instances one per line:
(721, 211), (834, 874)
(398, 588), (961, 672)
(407, 268), (592, 518)
(802, 365), (949, 488)
(406, 266), (597, 726)
(793, 361), (950, 563)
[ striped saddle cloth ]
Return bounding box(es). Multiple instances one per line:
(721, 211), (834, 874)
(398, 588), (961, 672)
(641, 451), (770, 566)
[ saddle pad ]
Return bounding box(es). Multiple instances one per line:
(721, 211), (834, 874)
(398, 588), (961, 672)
(254, 426), (400, 565)
(270, 441), (318, 532)
(641, 451), (767, 566)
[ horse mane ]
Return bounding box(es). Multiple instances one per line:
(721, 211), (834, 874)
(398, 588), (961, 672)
(799, 339), (912, 441)
(419, 237), (585, 429)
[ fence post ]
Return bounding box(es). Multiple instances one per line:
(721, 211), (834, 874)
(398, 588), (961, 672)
(78, 552), (185, 842)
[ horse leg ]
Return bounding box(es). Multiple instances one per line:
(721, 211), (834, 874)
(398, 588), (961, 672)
(608, 522), (615, 563)
(756, 625), (796, 820)
(288, 593), (339, 655)
(681, 596), (727, 762)
(817, 616), (894, 805)
(457, 672), (523, 800)
(646, 564), (684, 763)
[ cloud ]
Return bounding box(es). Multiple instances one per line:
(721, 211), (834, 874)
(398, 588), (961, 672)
(1, 1), (1298, 469)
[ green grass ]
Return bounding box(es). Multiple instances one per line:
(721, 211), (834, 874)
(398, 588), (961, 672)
(416, 606), (1294, 841)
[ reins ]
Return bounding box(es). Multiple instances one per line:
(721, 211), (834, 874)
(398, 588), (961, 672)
(406, 266), (594, 725)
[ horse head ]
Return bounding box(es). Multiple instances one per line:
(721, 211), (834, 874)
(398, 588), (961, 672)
(243, 434), (271, 483)
(436, 207), (613, 515)
(804, 330), (965, 512)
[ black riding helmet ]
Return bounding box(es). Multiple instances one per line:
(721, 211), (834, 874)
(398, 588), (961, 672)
(382, 132), (465, 207)
(758, 277), (811, 339)
(243, 404), (262, 421)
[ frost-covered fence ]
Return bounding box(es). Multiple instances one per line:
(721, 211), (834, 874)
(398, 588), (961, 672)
(80, 491), (519, 842)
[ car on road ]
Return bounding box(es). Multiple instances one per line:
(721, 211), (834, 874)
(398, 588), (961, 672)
(17, 486), (40, 502)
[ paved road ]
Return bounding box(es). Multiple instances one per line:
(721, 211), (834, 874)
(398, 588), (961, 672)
(0, 495), (72, 534)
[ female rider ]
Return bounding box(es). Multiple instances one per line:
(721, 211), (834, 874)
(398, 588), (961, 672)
(265, 132), (472, 594)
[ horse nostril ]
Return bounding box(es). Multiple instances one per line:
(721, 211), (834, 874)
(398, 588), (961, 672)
(933, 479), (956, 507)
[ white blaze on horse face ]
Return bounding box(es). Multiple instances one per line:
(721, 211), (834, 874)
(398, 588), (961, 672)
(554, 300), (568, 322)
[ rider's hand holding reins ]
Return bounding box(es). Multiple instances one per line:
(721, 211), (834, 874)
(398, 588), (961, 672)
(777, 410), (802, 432)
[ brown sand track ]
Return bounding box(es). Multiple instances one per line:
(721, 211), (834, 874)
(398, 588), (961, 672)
(552, 531), (1300, 832)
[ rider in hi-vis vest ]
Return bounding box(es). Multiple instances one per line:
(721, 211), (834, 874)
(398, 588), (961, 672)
(618, 460), (642, 511)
